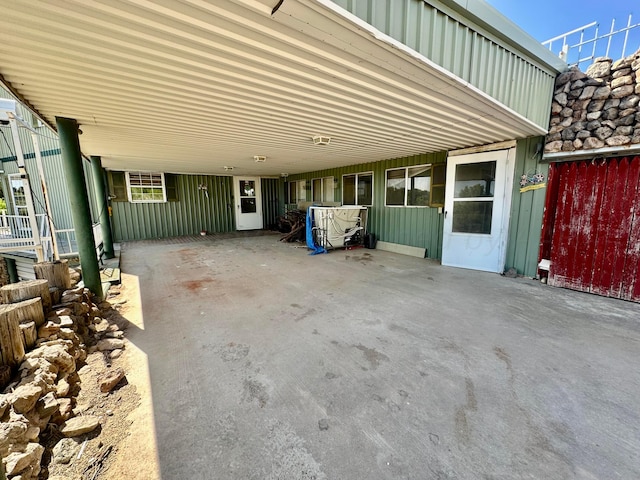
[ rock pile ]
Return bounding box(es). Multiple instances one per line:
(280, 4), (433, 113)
(1, 286), (126, 479)
(545, 49), (640, 153)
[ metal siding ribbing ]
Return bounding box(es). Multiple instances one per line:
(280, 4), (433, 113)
(505, 137), (549, 277)
(288, 150), (447, 259)
(111, 174), (234, 241)
(331, 0), (557, 128)
(261, 178), (280, 229)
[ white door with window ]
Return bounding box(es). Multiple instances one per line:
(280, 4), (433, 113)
(233, 177), (263, 230)
(441, 149), (513, 273)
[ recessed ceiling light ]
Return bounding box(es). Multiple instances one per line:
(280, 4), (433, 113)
(254, 155), (267, 163)
(223, 166), (234, 171)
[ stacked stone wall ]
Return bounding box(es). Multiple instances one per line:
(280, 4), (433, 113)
(545, 49), (640, 154)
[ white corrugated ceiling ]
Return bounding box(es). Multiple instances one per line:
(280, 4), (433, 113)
(0, 0), (547, 175)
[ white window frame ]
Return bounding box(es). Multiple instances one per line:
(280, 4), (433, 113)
(8, 173), (28, 216)
(125, 172), (167, 203)
(342, 172), (373, 206)
(312, 176), (334, 203)
(288, 179), (306, 204)
(384, 164), (432, 208)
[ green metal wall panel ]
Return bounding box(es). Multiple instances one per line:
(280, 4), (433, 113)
(332, 0), (557, 128)
(288, 151), (447, 259)
(505, 137), (548, 277)
(110, 174), (234, 241)
(260, 178), (281, 229)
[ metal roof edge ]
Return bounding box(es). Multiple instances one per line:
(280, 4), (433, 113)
(312, 0), (549, 136)
(430, 0), (567, 74)
(0, 74), (57, 134)
(542, 145), (640, 162)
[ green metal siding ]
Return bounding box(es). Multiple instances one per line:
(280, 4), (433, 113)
(288, 151), (447, 259)
(332, 0), (557, 129)
(505, 137), (548, 277)
(110, 174), (234, 241)
(261, 178), (281, 229)
(0, 148), (97, 231)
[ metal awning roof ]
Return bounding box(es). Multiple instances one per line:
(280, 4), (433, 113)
(0, 0), (547, 175)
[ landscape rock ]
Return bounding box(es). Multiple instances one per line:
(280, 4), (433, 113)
(52, 438), (79, 465)
(109, 349), (123, 360)
(36, 392), (59, 417)
(10, 384), (43, 414)
(605, 135), (631, 146)
(546, 48), (640, 154)
(585, 58), (611, 78)
(56, 377), (70, 397)
(583, 137), (605, 149)
(99, 367), (126, 393)
(97, 338), (124, 351)
(60, 415), (101, 437)
(26, 343), (75, 374)
(3, 442), (44, 476)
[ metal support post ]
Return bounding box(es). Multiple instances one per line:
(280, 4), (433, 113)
(56, 117), (103, 300)
(90, 156), (115, 259)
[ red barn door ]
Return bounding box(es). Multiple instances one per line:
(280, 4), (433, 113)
(539, 156), (640, 302)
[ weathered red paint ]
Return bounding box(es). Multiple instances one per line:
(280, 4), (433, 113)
(540, 156), (640, 302)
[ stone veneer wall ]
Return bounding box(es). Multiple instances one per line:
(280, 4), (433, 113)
(545, 49), (640, 154)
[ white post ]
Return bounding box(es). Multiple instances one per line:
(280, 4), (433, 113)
(30, 132), (59, 260)
(8, 117), (44, 262)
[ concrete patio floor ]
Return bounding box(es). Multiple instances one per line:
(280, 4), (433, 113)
(121, 233), (640, 480)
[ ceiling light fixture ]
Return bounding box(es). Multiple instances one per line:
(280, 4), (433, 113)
(254, 155), (267, 163)
(223, 166), (234, 171)
(312, 135), (331, 145)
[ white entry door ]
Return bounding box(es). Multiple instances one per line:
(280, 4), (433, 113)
(233, 177), (263, 230)
(441, 149), (513, 273)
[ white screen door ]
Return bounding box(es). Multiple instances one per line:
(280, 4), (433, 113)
(233, 177), (263, 230)
(441, 149), (513, 273)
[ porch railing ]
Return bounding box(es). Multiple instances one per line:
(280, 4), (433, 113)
(543, 14), (640, 69)
(0, 213), (49, 253)
(0, 213), (102, 260)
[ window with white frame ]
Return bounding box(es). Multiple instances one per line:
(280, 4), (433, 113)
(312, 176), (334, 203)
(9, 174), (28, 216)
(288, 180), (306, 204)
(126, 172), (167, 203)
(385, 165), (432, 207)
(342, 172), (373, 206)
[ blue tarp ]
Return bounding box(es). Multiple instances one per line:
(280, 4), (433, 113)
(306, 208), (327, 255)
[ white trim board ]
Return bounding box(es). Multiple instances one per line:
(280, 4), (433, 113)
(376, 241), (426, 258)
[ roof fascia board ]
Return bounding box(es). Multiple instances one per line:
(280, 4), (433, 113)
(427, 0), (567, 74)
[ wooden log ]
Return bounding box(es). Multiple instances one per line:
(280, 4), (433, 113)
(34, 260), (71, 290)
(49, 287), (62, 307)
(0, 298), (45, 328)
(0, 305), (26, 367)
(20, 321), (37, 350)
(0, 279), (51, 312)
(0, 365), (10, 389)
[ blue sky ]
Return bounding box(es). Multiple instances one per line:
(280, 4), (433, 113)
(486, 0), (635, 42)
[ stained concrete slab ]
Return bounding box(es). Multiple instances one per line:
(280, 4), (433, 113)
(122, 233), (640, 480)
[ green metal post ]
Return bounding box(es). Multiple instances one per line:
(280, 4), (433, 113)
(56, 117), (103, 300)
(90, 156), (115, 259)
